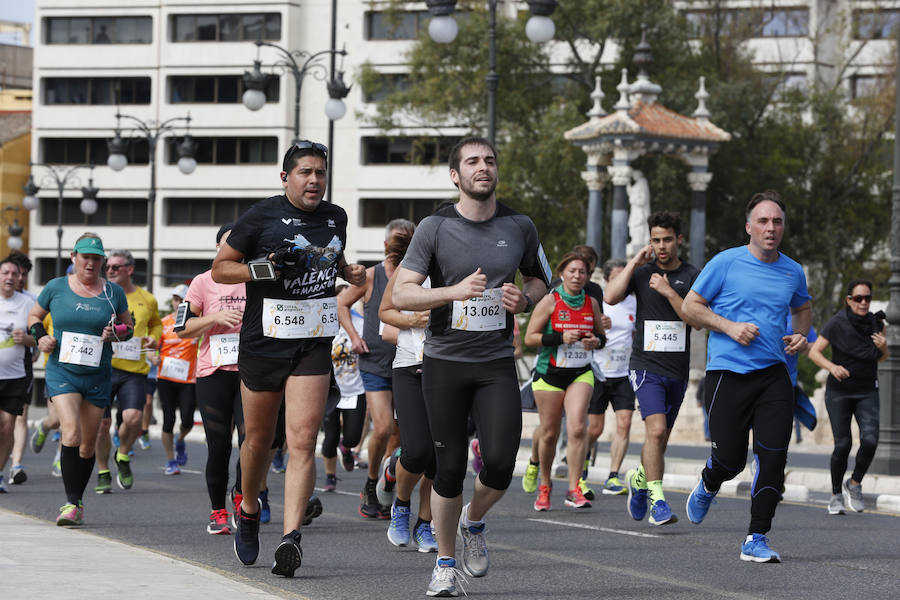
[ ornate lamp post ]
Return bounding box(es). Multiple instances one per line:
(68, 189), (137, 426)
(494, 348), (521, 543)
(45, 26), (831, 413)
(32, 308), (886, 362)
(1, 207), (24, 252)
(106, 111), (197, 293)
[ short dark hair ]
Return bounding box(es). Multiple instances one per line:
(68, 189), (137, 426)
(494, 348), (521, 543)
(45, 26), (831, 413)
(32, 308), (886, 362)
(0, 258), (20, 272)
(602, 258), (627, 281)
(282, 141), (328, 174)
(647, 211), (681, 236)
(846, 278), (873, 297)
(746, 190), (785, 221)
(5, 250), (31, 273)
(449, 136), (496, 173)
(573, 244), (598, 269)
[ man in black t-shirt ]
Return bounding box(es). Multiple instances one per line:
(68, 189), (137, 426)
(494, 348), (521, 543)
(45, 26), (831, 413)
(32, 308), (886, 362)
(604, 211), (699, 527)
(212, 141), (365, 577)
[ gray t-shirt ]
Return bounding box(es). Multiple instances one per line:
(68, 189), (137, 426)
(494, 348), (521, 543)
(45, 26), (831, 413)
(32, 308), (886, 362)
(400, 202), (551, 363)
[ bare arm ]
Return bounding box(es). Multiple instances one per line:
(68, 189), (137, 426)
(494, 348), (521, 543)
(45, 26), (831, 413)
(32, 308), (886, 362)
(523, 295), (555, 348)
(807, 334), (849, 381)
(337, 269), (371, 353)
(519, 275), (548, 313)
(379, 270), (429, 330)
(381, 323), (399, 345)
(783, 301), (812, 355)
(211, 242), (250, 284)
(393, 266), (483, 311)
(682, 290), (760, 346)
(603, 245), (652, 305)
(649, 272), (699, 329)
(176, 305), (243, 340)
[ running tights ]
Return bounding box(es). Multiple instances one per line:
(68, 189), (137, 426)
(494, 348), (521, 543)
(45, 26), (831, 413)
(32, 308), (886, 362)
(196, 370), (244, 510)
(321, 393), (366, 458)
(825, 387), (880, 494)
(157, 379), (196, 435)
(393, 365), (436, 479)
(60, 444), (94, 505)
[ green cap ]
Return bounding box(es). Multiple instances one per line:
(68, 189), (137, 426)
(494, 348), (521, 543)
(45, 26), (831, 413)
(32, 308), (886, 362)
(72, 237), (105, 256)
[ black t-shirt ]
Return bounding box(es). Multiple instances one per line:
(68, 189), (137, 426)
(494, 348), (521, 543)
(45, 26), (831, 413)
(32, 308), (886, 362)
(625, 261), (699, 380)
(226, 194), (348, 359)
(820, 308), (883, 393)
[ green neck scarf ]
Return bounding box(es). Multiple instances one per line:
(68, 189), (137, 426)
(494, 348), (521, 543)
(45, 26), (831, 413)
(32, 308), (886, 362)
(555, 284), (585, 309)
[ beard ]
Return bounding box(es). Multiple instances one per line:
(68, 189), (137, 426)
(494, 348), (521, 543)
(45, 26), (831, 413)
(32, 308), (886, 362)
(459, 177), (497, 202)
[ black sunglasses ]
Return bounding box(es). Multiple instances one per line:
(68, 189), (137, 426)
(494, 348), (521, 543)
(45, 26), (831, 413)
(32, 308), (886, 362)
(106, 264), (131, 272)
(282, 140), (328, 172)
(849, 294), (872, 303)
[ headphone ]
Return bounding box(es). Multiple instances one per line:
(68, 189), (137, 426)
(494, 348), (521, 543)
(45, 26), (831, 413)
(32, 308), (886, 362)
(281, 173), (288, 182)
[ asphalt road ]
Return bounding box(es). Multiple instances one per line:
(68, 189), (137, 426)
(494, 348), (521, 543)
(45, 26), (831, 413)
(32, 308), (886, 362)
(2, 439), (898, 599)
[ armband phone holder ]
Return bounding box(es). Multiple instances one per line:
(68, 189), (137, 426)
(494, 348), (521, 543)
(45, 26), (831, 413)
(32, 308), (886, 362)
(249, 260), (276, 281)
(173, 302), (189, 329)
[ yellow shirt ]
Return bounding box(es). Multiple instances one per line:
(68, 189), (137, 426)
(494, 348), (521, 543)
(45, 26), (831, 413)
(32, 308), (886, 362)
(111, 286), (162, 374)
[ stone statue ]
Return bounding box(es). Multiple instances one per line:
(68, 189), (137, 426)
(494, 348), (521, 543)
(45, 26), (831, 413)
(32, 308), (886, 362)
(626, 170), (650, 257)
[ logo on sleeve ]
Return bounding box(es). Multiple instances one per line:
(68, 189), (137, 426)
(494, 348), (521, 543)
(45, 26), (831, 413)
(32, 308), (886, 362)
(327, 219), (336, 228)
(281, 217), (303, 226)
(496, 239), (508, 247)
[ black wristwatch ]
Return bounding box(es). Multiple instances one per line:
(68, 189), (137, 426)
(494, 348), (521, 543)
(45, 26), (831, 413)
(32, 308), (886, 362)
(522, 294), (535, 313)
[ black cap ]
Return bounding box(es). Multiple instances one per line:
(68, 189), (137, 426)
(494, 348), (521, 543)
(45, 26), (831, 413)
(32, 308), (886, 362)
(216, 223), (234, 244)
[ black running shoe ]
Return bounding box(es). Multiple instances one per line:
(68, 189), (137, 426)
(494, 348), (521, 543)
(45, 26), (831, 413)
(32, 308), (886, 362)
(302, 495), (323, 526)
(359, 480), (385, 519)
(272, 530), (303, 577)
(233, 501), (261, 566)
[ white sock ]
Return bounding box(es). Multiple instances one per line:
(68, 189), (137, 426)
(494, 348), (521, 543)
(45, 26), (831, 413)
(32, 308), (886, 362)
(461, 503), (484, 528)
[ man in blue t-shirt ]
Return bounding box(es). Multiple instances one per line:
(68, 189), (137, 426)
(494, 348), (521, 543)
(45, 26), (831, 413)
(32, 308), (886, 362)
(681, 190), (812, 564)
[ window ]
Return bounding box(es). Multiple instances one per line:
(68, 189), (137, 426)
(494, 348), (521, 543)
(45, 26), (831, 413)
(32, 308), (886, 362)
(850, 74), (887, 99)
(363, 73), (411, 103)
(362, 136), (461, 165)
(774, 72), (807, 99)
(854, 10), (900, 40)
(43, 77), (151, 105)
(166, 197), (257, 225)
(36, 257), (147, 286)
(39, 197), (148, 226)
(171, 13), (281, 42)
(165, 137), (278, 165)
(169, 74), (279, 104)
(44, 16), (152, 44)
(162, 259), (213, 285)
(360, 198), (447, 227)
(365, 10), (428, 40)
(41, 137), (149, 165)
(683, 8), (808, 38)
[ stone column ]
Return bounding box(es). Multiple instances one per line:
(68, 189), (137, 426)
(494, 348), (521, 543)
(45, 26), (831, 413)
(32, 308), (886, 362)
(608, 165), (632, 259)
(581, 167), (610, 255)
(687, 171), (712, 268)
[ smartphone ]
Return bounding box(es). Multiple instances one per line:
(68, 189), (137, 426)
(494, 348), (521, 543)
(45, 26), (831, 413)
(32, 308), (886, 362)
(249, 260), (277, 281)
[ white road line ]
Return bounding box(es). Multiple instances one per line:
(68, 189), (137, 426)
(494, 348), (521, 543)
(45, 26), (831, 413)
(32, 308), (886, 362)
(527, 517), (662, 538)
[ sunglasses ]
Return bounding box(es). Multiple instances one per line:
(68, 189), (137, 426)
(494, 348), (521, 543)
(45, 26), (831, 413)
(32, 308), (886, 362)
(106, 264), (131, 272)
(849, 294), (872, 303)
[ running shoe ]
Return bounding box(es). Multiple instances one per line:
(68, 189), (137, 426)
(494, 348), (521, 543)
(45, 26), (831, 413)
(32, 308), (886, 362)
(338, 443), (354, 472)
(648, 499), (678, 525)
(534, 484), (551, 511)
(353, 451), (367, 470)
(414, 521), (438, 553)
(843, 478), (864, 513)
(231, 489), (243, 530)
(51, 459), (62, 477)
(52, 430), (60, 442)
(323, 473), (338, 492)
(31, 422), (48, 453)
(302, 495), (323, 526)
(359, 479), (389, 519)
(828, 493), (845, 515)
(272, 530), (303, 577)
(740, 533), (781, 563)
(625, 468), (648, 521)
(0, 475), (6, 493)
(376, 450), (399, 506)
(602, 476), (626, 495)
(115, 453), (133, 489)
(56, 502), (84, 526)
(686, 479), (718, 524)
(522, 461), (539, 494)
(458, 504), (489, 578)
(565, 487), (592, 509)
(388, 501), (411, 547)
(175, 438), (187, 466)
(271, 448), (286, 473)
(94, 470), (112, 494)
(164, 459), (180, 476)
(207, 509), (231, 535)
(10, 465), (26, 485)
(470, 438), (483, 474)
(233, 500), (261, 566)
(578, 477), (595, 501)
(112, 430), (120, 448)
(260, 488), (271, 524)
(138, 432), (151, 450)
(426, 557), (467, 597)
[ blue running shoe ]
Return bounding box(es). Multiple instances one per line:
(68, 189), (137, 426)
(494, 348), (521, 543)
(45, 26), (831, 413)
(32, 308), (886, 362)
(648, 499), (678, 525)
(233, 501), (261, 566)
(271, 448), (286, 473)
(259, 488), (271, 524)
(112, 430), (120, 448)
(164, 459), (180, 475)
(175, 439), (187, 466)
(686, 479), (718, 524)
(414, 520), (438, 553)
(740, 534), (781, 563)
(625, 468), (648, 521)
(388, 501), (411, 547)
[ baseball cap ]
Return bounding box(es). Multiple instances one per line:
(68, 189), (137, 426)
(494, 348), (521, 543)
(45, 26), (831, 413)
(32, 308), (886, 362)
(73, 237), (105, 256)
(172, 284), (189, 299)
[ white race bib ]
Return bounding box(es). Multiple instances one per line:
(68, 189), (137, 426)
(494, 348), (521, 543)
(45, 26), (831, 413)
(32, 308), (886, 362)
(555, 342), (591, 368)
(112, 337), (142, 361)
(643, 320), (686, 352)
(262, 297), (339, 339)
(209, 333), (239, 367)
(160, 356), (190, 381)
(59, 331), (102, 368)
(452, 288), (505, 332)
(599, 347), (629, 370)
(336, 395), (358, 410)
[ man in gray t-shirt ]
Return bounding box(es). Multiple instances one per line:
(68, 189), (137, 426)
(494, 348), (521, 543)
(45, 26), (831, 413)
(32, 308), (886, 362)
(394, 137), (550, 596)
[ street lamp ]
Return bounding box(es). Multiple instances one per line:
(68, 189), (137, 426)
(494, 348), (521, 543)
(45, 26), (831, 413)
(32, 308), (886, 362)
(1, 207), (24, 251)
(107, 111), (197, 293)
(22, 163), (100, 277)
(425, 0), (558, 146)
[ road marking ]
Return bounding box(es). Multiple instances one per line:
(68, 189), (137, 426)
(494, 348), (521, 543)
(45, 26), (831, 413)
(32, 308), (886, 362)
(314, 487), (358, 498)
(527, 517), (662, 538)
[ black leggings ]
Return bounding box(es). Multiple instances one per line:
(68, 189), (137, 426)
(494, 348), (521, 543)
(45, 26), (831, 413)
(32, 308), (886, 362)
(394, 365), (436, 479)
(196, 370), (244, 510)
(157, 379), (196, 435)
(825, 387), (880, 494)
(423, 356), (521, 498)
(702, 365), (793, 535)
(322, 391), (366, 458)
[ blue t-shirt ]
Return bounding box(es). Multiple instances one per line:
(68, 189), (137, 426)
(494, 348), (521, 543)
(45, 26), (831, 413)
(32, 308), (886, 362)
(691, 246), (811, 374)
(37, 276), (129, 375)
(784, 313), (817, 386)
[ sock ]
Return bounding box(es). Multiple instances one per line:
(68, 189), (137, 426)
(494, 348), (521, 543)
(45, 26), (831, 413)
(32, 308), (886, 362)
(609, 471), (619, 480)
(462, 504), (484, 529)
(634, 464), (647, 489)
(76, 453), (96, 500)
(414, 517), (430, 530)
(529, 459), (539, 467)
(647, 480), (665, 503)
(115, 451), (130, 463)
(437, 556), (455, 568)
(395, 498), (411, 509)
(582, 459), (590, 480)
(60, 445), (81, 504)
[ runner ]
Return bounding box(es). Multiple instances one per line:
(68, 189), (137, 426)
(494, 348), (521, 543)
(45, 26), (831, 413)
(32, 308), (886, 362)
(211, 141), (365, 576)
(392, 137), (551, 596)
(524, 252), (605, 512)
(27, 233), (132, 524)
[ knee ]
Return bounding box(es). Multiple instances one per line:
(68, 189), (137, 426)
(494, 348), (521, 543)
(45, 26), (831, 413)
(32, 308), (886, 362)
(833, 436), (852, 456)
(616, 413), (633, 434)
(479, 455), (516, 490)
(568, 421), (586, 441)
(587, 420), (604, 439)
(645, 422), (667, 442)
(122, 410), (142, 428)
(540, 427), (559, 447)
(859, 431), (879, 452)
(0, 419), (13, 438)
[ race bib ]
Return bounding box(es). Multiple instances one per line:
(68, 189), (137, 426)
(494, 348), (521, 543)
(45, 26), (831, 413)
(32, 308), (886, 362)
(452, 288), (505, 332)
(262, 298), (339, 339)
(112, 337), (142, 361)
(643, 320), (686, 352)
(160, 356), (190, 381)
(59, 331), (102, 368)
(209, 333), (239, 367)
(555, 342), (591, 368)
(336, 395), (358, 410)
(599, 346), (629, 370)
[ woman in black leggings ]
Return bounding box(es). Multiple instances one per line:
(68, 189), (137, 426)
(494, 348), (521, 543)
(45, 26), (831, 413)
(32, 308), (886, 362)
(809, 279), (888, 515)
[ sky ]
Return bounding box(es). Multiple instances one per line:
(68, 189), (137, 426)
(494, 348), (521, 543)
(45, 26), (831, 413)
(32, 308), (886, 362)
(0, 0), (36, 46)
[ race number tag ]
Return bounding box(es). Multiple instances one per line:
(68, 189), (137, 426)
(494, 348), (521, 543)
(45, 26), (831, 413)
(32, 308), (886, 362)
(209, 333), (239, 367)
(599, 346), (629, 370)
(336, 395), (358, 410)
(262, 297), (339, 339)
(160, 356), (190, 381)
(112, 337), (142, 361)
(555, 342), (591, 368)
(452, 288), (505, 332)
(59, 331), (102, 367)
(643, 320), (686, 352)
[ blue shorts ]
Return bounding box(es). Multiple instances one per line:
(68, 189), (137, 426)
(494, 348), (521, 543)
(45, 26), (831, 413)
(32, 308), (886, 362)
(45, 365), (112, 409)
(360, 370), (392, 393)
(111, 369), (147, 412)
(629, 369), (688, 429)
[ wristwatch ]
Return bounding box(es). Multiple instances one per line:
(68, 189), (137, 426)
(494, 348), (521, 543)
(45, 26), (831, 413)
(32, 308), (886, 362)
(522, 294), (535, 313)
